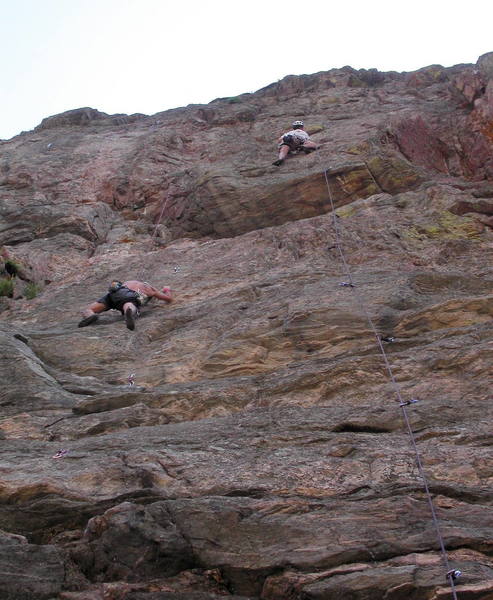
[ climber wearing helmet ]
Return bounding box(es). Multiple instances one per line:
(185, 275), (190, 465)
(78, 279), (173, 331)
(273, 120), (318, 166)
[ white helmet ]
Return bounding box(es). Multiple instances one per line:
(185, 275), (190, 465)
(292, 120), (304, 128)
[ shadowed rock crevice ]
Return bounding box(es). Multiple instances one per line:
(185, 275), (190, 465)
(331, 422), (394, 434)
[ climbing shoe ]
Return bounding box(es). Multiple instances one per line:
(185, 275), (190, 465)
(272, 158), (284, 166)
(301, 147), (315, 154)
(78, 314), (98, 328)
(125, 307), (136, 331)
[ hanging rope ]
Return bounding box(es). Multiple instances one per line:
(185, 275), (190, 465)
(135, 192), (171, 279)
(316, 153), (460, 599)
(123, 188), (173, 382)
(149, 193), (171, 247)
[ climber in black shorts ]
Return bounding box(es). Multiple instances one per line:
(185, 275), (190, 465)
(78, 280), (173, 330)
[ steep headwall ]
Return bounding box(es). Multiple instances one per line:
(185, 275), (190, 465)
(0, 54), (492, 600)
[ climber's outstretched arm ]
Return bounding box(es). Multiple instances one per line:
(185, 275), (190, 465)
(148, 285), (173, 303)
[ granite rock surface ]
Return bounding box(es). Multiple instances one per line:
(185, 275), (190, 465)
(0, 54), (493, 599)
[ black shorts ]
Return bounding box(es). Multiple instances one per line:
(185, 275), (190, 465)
(281, 133), (305, 150)
(97, 288), (142, 313)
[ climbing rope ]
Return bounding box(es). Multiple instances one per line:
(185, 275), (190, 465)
(123, 190), (172, 383)
(316, 153), (460, 599)
(137, 191), (171, 279)
(149, 193), (171, 247)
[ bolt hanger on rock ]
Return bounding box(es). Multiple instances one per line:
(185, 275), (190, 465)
(52, 449), (68, 459)
(399, 398), (419, 407)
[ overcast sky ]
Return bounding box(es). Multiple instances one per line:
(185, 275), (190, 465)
(1, 0), (492, 140)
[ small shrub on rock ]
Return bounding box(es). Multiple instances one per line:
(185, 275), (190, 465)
(0, 278), (14, 297)
(24, 282), (41, 300)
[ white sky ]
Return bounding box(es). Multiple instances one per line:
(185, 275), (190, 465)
(1, 0), (492, 140)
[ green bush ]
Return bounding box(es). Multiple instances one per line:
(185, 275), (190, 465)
(227, 96), (242, 104)
(24, 282), (41, 300)
(0, 278), (14, 297)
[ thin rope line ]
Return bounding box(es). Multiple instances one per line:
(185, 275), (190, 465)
(317, 153), (459, 599)
(134, 192), (170, 284)
(125, 192), (171, 366)
(150, 194), (170, 245)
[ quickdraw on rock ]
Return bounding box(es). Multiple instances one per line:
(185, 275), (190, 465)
(52, 449), (68, 459)
(399, 398), (419, 408)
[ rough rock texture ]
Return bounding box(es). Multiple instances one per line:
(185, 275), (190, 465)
(0, 54), (493, 599)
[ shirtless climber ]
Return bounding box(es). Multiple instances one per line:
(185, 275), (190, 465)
(272, 120), (318, 166)
(78, 280), (173, 331)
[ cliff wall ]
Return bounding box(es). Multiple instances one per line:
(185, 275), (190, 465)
(0, 54), (493, 600)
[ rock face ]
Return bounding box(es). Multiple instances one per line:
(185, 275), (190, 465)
(0, 54), (493, 600)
